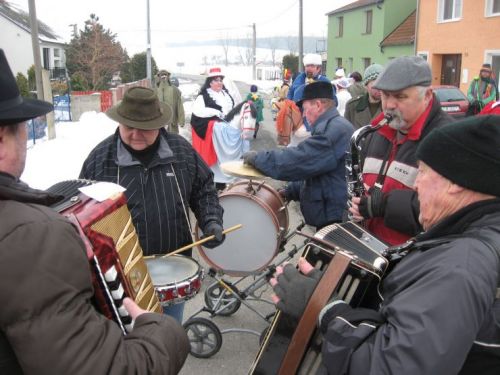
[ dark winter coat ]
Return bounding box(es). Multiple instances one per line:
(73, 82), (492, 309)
(0, 172), (189, 374)
(319, 198), (500, 375)
(80, 128), (223, 256)
(253, 106), (354, 228)
(344, 92), (382, 129)
(361, 97), (454, 245)
(287, 72), (332, 101)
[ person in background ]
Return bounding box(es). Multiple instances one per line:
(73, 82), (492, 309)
(156, 69), (185, 134)
(191, 67), (235, 144)
(287, 53), (331, 101)
(245, 84), (264, 138)
(349, 56), (454, 246)
(344, 64), (384, 129)
(0, 48), (189, 375)
(243, 81), (354, 230)
(80, 86), (224, 323)
(467, 63), (498, 115)
(332, 77), (352, 116)
(347, 71), (366, 98)
(271, 115), (500, 375)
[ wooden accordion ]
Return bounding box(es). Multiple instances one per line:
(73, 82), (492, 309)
(249, 222), (388, 375)
(48, 180), (162, 334)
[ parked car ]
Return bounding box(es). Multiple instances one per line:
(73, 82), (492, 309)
(432, 85), (469, 118)
(169, 76), (180, 87)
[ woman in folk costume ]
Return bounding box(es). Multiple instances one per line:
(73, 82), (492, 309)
(191, 67), (235, 165)
(245, 84), (264, 138)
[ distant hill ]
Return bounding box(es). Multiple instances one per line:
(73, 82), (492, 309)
(167, 36), (327, 53)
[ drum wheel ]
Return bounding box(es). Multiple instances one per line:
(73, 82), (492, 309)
(183, 317), (222, 358)
(204, 281), (241, 316)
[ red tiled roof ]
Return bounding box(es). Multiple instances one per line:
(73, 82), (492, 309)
(380, 10), (416, 47)
(326, 0), (380, 15)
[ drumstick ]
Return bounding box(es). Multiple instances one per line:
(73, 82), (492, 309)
(144, 224), (243, 259)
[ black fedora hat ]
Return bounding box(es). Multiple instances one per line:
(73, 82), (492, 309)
(296, 81), (334, 107)
(0, 49), (53, 126)
(106, 86), (172, 130)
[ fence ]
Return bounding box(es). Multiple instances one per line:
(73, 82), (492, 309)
(72, 90), (113, 112)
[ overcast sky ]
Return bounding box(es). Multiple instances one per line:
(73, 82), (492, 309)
(10, 0), (355, 54)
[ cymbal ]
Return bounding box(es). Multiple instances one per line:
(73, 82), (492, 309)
(220, 160), (266, 179)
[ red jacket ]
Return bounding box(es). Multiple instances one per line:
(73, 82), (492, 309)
(361, 97), (453, 245)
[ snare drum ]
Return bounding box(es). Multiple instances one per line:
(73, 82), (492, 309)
(145, 255), (203, 306)
(197, 180), (289, 276)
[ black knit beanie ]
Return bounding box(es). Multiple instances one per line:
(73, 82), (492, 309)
(416, 115), (500, 197)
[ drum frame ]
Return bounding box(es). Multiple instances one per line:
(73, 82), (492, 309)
(196, 179), (289, 276)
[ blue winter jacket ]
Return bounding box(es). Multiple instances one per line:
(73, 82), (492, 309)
(287, 72), (332, 101)
(253, 107), (354, 228)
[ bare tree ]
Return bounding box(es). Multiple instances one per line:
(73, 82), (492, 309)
(287, 36), (298, 55)
(220, 33), (231, 66)
(268, 37), (280, 67)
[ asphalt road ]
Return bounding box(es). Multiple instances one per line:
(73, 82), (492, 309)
(173, 76), (313, 375)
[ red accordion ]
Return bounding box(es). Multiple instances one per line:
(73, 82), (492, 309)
(48, 180), (162, 334)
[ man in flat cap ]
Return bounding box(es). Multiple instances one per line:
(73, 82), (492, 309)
(0, 49), (189, 373)
(349, 56), (454, 246)
(80, 86), (224, 322)
(243, 81), (354, 229)
(271, 115), (500, 374)
(287, 53), (331, 102)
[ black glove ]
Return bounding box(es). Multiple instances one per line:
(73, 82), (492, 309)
(202, 222), (225, 248)
(242, 151), (258, 166)
(273, 264), (322, 319)
(358, 186), (386, 219)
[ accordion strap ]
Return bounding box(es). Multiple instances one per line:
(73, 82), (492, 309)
(278, 252), (351, 375)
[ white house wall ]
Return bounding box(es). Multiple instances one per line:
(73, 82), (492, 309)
(0, 15), (35, 76)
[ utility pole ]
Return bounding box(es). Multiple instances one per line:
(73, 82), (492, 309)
(28, 0), (55, 139)
(69, 23), (78, 39)
(28, 0), (43, 105)
(146, 0), (152, 86)
(252, 23), (256, 80)
(298, 0), (303, 73)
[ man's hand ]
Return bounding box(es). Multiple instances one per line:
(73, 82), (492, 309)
(358, 187), (386, 219)
(348, 196), (364, 222)
(122, 297), (148, 321)
(278, 187), (288, 201)
(242, 151), (258, 166)
(202, 221), (225, 248)
(270, 258), (322, 319)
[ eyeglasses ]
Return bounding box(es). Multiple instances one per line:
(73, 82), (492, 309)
(212, 78), (223, 82)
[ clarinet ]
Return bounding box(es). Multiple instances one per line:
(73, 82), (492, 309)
(345, 114), (393, 217)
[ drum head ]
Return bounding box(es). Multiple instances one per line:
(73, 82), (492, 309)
(145, 255), (199, 286)
(198, 194), (279, 276)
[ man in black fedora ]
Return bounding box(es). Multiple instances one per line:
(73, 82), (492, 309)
(0, 49), (189, 373)
(242, 81), (354, 229)
(80, 86), (224, 323)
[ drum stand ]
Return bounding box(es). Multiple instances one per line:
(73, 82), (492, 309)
(183, 223), (308, 359)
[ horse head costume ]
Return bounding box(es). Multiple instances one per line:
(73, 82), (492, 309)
(275, 99), (304, 146)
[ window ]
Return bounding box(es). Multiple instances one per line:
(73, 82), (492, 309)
(336, 58), (343, 69)
(438, 0), (462, 22)
(338, 16), (344, 37)
(365, 10), (373, 34)
(486, 0), (500, 16)
(363, 58), (371, 70)
(417, 51), (429, 61)
(53, 48), (60, 58)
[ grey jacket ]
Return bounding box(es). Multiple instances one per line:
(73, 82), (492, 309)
(319, 199), (500, 374)
(0, 172), (189, 374)
(80, 128), (223, 256)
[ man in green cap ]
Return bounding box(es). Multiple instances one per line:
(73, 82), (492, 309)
(80, 86), (224, 323)
(156, 69), (185, 134)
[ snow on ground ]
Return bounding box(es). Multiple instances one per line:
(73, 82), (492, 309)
(22, 112), (117, 190)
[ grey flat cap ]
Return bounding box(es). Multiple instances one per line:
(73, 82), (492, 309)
(373, 56), (432, 91)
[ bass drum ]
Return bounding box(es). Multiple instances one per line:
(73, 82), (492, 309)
(197, 180), (288, 276)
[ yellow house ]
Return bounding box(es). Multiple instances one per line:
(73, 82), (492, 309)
(416, 0), (500, 93)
